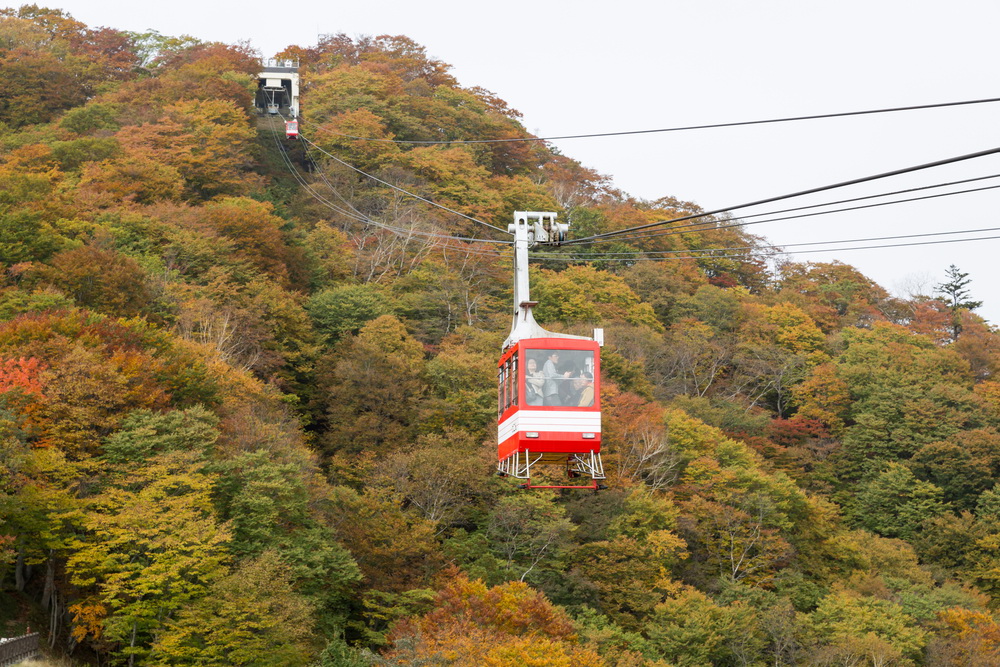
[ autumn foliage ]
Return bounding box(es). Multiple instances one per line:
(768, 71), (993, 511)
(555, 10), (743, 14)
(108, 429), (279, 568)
(3, 8), (1000, 667)
(384, 572), (603, 666)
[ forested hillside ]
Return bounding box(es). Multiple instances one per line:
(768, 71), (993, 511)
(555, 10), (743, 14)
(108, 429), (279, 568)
(3, 6), (1000, 665)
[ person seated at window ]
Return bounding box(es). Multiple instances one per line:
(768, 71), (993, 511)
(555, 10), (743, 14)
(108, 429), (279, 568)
(524, 357), (544, 406)
(559, 367), (581, 406)
(542, 351), (563, 406)
(574, 372), (595, 407)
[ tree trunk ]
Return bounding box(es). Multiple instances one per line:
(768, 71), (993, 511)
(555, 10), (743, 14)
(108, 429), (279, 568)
(49, 589), (59, 650)
(128, 622), (137, 667)
(41, 552), (55, 610)
(14, 547), (28, 591)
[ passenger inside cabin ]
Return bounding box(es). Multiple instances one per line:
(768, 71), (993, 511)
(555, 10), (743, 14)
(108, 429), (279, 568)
(542, 351), (563, 405)
(574, 372), (595, 407)
(558, 366), (580, 406)
(524, 357), (544, 405)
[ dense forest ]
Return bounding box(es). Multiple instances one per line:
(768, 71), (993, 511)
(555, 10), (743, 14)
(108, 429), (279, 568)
(3, 5), (1000, 665)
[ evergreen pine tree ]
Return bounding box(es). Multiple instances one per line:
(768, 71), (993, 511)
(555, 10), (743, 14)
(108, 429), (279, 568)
(935, 264), (982, 340)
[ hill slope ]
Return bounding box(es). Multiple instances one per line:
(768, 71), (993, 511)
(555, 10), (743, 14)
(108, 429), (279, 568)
(2, 7), (1000, 664)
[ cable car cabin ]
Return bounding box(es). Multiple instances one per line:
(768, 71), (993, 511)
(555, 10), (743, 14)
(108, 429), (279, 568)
(285, 119), (298, 139)
(497, 337), (605, 489)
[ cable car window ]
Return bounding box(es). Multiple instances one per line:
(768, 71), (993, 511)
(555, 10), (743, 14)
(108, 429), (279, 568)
(497, 364), (506, 417)
(510, 355), (518, 408)
(499, 356), (520, 415)
(504, 358), (511, 413)
(523, 348), (595, 407)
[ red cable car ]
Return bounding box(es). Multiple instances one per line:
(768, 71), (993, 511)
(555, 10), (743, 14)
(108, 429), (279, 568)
(285, 119), (298, 139)
(497, 212), (605, 490)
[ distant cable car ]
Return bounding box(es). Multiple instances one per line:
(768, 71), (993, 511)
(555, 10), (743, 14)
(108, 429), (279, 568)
(285, 119), (298, 139)
(497, 212), (605, 490)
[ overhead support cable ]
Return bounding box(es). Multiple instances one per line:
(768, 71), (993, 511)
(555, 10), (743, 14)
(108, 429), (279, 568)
(565, 145), (1000, 245)
(533, 224), (1000, 260)
(301, 96), (1000, 144)
(268, 118), (390, 227)
(298, 134), (510, 236)
(274, 116), (1000, 266)
(589, 179), (1000, 246)
(265, 119), (510, 249)
(298, 139), (509, 245)
(533, 232), (1000, 263)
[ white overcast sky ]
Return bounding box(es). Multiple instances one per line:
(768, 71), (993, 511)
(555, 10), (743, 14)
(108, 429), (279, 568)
(26, 0), (1000, 324)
